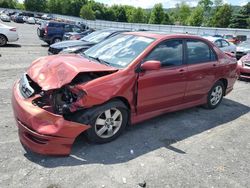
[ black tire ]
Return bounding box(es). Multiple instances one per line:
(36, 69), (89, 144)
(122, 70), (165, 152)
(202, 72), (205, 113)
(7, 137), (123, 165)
(205, 81), (225, 109)
(52, 37), (62, 44)
(74, 100), (129, 144)
(0, 34), (7, 47)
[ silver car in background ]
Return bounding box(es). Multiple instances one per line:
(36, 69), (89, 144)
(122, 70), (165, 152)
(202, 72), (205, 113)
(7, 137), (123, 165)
(203, 36), (236, 54)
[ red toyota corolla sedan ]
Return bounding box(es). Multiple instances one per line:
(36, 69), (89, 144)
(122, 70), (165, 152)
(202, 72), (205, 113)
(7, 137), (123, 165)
(12, 32), (238, 155)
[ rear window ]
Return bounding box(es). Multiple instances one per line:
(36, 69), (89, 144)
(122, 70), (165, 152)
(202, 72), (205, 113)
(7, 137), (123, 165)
(49, 22), (64, 27)
(187, 40), (217, 64)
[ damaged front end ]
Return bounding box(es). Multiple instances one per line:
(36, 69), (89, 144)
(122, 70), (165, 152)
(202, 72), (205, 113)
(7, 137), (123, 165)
(30, 71), (113, 116)
(13, 70), (115, 155)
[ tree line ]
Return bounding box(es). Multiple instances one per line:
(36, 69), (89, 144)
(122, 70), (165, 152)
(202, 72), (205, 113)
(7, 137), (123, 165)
(0, 0), (249, 28)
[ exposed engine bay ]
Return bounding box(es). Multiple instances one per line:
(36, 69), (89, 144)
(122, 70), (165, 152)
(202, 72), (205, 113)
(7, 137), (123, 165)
(29, 71), (114, 115)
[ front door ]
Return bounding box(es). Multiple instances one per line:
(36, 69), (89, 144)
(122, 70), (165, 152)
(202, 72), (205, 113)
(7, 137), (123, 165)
(137, 39), (187, 114)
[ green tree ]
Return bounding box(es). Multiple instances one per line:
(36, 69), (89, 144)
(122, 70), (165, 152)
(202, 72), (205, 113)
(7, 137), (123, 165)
(69, 0), (87, 17)
(124, 5), (136, 23)
(111, 5), (127, 22)
(175, 2), (191, 25)
(16, 3), (25, 10)
(24, 0), (47, 12)
(149, 3), (165, 24)
(103, 7), (116, 21)
(210, 4), (233, 28)
(162, 12), (173, 25)
(80, 4), (95, 20)
(48, 0), (62, 14)
(130, 8), (146, 23)
(188, 6), (204, 26)
(198, 0), (213, 26)
(0, 0), (17, 8)
(229, 2), (250, 28)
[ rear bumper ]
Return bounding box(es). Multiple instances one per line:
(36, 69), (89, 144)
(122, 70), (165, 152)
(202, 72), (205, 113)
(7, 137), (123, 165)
(12, 81), (90, 155)
(7, 32), (19, 42)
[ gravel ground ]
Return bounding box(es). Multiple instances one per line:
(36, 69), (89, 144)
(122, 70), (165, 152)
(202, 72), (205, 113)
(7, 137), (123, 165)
(0, 21), (250, 188)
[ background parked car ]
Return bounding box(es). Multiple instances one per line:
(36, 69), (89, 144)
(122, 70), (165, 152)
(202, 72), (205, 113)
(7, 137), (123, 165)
(63, 28), (95, 40)
(37, 21), (84, 44)
(236, 40), (250, 60)
(49, 28), (130, 55)
(238, 53), (250, 79)
(26, 17), (36, 24)
(0, 14), (11, 22)
(0, 23), (19, 46)
(203, 36), (236, 54)
(14, 15), (25, 23)
(223, 35), (240, 45)
(41, 14), (53, 20)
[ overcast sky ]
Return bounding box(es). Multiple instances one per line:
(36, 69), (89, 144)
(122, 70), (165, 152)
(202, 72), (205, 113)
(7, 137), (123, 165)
(95, 0), (249, 8)
(17, 0), (249, 8)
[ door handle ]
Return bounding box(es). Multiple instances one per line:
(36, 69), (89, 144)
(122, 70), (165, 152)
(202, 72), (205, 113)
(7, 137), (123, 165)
(179, 69), (185, 72)
(178, 69), (185, 75)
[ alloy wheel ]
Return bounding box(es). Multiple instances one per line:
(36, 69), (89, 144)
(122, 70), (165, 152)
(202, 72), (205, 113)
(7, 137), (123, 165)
(94, 108), (123, 139)
(210, 85), (223, 106)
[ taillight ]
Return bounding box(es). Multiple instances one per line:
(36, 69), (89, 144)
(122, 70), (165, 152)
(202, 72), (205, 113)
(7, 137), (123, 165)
(45, 25), (48, 35)
(70, 35), (80, 40)
(10, 28), (16, 32)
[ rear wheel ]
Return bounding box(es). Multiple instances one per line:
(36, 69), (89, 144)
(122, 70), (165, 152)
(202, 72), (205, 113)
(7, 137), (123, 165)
(53, 37), (62, 44)
(205, 81), (225, 109)
(0, 34), (7, 46)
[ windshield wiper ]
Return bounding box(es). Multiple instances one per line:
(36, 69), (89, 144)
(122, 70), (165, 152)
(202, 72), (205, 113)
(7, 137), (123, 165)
(89, 56), (111, 66)
(81, 53), (111, 66)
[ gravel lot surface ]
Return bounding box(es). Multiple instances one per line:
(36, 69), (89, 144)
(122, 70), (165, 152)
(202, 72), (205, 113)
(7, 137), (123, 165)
(0, 21), (250, 188)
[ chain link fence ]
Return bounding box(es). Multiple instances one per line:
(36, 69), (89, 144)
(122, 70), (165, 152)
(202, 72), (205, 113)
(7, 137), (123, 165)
(1, 8), (250, 38)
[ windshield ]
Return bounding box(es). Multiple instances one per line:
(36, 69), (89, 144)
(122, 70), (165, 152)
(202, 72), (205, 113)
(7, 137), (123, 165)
(83, 34), (155, 68)
(238, 40), (250, 48)
(81, 30), (113, 43)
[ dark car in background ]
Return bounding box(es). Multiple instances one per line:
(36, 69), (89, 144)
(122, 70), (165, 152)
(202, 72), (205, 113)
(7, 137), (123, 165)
(14, 15), (25, 23)
(63, 28), (95, 40)
(37, 21), (84, 44)
(49, 28), (130, 55)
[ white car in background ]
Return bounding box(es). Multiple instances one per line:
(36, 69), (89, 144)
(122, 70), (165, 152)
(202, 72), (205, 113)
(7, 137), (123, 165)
(0, 14), (11, 22)
(26, 17), (36, 24)
(203, 36), (236, 54)
(0, 23), (19, 46)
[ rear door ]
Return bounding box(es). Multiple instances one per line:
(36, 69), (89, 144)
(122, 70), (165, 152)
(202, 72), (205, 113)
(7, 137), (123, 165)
(184, 39), (218, 103)
(137, 39), (188, 114)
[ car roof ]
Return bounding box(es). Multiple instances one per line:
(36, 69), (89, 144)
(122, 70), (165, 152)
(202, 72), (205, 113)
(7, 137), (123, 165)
(202, 36), (223, 42)
(123, 31), (210, 41)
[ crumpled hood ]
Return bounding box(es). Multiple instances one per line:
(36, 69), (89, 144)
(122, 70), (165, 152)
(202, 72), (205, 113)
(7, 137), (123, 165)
(50, 40), (95, 49)
(27, 54), (117, 90)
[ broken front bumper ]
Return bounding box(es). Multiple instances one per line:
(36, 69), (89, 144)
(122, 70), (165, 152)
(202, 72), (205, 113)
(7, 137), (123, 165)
(12, 81), (90, 155)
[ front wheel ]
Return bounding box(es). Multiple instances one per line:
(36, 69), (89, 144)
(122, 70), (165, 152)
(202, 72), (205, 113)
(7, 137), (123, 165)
(86, 100), (129, 143)
(205, 81), (225, 109)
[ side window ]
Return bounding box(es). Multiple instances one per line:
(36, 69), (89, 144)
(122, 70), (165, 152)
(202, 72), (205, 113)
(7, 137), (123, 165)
(72, 26), (81, 33)
(64, 25), (72, 32)
(222, 40), (230, 47)
(215, 40), (222, 48)
(186, 40), (216, 64)
(145, 40), (183, 67)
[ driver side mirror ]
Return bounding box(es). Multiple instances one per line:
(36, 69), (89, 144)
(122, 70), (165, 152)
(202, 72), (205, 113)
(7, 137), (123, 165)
(141, 60), (161, 71)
